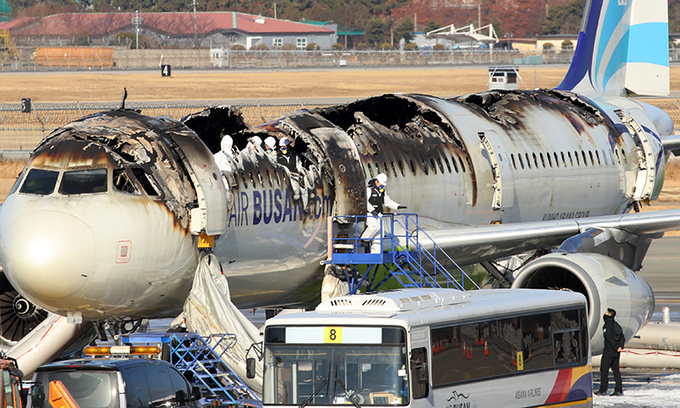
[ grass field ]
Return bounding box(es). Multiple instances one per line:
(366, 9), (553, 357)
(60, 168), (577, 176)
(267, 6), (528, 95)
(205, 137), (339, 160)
(0, 67), (569, 103)
(4, 66), (680, 103)
(1, 66), (679, 231)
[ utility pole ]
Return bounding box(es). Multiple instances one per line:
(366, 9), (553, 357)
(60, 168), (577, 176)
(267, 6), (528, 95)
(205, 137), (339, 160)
(192, 0), (198, 48)
(132, 10), (143, 49)
(274, 2), (277, 19)
(478, 2), (481, 28)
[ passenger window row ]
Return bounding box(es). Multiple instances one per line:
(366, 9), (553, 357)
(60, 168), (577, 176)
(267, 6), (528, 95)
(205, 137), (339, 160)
(229, 168), (284, 190)
(365, 153), (468, 179)
(510, 148), (627, 171)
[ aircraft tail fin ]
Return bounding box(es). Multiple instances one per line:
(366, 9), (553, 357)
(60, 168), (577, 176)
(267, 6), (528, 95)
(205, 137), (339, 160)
(556, 0), (669, 96)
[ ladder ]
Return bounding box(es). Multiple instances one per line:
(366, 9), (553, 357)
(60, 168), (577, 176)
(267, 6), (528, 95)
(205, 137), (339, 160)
(327, 213), (480, 294)
(122, 333), (259, 406)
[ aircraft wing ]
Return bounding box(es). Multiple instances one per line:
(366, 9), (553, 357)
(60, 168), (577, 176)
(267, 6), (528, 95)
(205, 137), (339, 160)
(417, 208), (680, 266)
(661, 135), (680, 156)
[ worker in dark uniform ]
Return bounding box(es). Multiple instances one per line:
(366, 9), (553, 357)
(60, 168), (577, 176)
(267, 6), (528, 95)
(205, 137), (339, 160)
(361, 173), (406, 253)
(277, 137), (301, 175)
(595, 308), (625, 396)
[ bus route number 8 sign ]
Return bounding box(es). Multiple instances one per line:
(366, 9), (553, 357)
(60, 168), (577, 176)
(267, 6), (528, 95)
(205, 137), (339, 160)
(324, 327), (342, 343)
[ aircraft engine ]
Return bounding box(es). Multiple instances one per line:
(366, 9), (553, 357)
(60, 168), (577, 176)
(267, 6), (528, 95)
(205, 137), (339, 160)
(511, 252), (654, 355)
(0, 272), (48, 347)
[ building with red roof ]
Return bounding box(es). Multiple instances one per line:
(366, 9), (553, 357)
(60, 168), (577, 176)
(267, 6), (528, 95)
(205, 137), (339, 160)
(0, 11), (337, 49)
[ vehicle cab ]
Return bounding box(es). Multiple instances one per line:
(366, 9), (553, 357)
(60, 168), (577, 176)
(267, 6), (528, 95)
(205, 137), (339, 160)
(27, 347), (201, 408)
(0, 357), (24, 408)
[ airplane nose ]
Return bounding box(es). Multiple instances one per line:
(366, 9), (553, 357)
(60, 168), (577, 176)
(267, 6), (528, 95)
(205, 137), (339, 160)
(2, 211), (95, 302)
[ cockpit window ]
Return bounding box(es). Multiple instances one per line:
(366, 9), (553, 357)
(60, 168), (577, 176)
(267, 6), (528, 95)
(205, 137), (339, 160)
(20, 169), (59, 195)
(131, 168), (160, 196)
(8, 169), (26, 196)
(113, 169), (140, 195)
(59, 169), (107, 195)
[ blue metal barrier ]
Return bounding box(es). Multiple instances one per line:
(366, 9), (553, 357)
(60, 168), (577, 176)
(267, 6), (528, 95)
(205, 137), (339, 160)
(327, 213), (480, 294)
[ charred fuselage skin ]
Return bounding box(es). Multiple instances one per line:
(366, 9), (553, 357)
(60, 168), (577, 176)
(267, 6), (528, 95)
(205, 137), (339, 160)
(0, 111), (200, 319)
(0, 89), (671, 319)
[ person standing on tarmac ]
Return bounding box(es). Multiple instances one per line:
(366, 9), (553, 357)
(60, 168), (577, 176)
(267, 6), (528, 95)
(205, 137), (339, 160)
(595, 308), (625, 396)
(361, 173), (407, 254)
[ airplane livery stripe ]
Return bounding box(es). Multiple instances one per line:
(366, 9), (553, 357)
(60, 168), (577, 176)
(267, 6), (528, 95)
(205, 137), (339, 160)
(599, 30), (628, 93)
(556, 0), (603, 91)
(627, 23), (669, 65)
(594, 1), (629, 92)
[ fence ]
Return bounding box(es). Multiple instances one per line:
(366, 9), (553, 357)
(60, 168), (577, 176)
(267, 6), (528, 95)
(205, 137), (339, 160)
(0, 100), (323, 152)
(6, 47), (680, 72)
(2, 98), (679, 154)
(2, 48), (576, 71)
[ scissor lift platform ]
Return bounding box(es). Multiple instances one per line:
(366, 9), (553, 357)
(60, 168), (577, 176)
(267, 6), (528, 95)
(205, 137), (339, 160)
(327, 213), (480, 294)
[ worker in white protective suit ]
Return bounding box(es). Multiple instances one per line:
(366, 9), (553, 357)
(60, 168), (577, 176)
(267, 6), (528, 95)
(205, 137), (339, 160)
(360, 173), (407, 254)
(213, 135), (234, 172)
(264, 136), (277, 159)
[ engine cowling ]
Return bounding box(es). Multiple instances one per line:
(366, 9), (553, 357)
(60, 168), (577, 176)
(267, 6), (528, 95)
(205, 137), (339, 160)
(0, 272), (48, 349)
(511, 252), (654, 355)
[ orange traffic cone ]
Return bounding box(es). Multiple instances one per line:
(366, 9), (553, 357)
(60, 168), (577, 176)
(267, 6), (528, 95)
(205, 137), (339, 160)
(484, 340), (489, 356)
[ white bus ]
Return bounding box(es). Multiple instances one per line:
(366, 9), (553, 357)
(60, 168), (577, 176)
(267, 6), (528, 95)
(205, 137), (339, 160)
(256, 288), (591, 408)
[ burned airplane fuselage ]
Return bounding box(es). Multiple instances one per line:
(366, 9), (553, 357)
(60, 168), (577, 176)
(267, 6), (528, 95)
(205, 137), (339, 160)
(188, 90), (666, 307)
(0, 89), (670, 318)
(0, 111), (205, 319)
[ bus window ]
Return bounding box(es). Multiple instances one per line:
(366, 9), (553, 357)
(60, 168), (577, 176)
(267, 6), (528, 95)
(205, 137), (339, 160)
(552, 309), (586, 366)
(410, 348), (428, 399)
(431, 306), (587, 386)
(521, 313), (552, 371)
(264, 342), (409, 406)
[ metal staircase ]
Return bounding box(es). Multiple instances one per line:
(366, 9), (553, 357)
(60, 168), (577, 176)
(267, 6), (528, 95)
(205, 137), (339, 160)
(327, 213), (480, 294)
(122, 333), (259, 406)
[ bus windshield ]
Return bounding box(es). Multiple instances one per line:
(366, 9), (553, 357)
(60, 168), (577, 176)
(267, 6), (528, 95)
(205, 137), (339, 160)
(264, 344), (409, 406)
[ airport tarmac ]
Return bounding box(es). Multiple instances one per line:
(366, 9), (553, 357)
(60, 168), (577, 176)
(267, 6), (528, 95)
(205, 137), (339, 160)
(147, 236), (680, 407)
(570, 235), (680, 407)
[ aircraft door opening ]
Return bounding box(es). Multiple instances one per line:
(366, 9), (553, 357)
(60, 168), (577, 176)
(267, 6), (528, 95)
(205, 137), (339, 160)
(166, 130), (228, 237)
(479, 131), (515, 213)
(614, 109), (656, 203)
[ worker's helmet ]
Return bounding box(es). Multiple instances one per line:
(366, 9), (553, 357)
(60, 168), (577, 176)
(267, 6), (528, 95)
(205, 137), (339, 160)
(279, 137), (291, 147)
(376, 173), (388, 185)
(265, 136), (277, 150)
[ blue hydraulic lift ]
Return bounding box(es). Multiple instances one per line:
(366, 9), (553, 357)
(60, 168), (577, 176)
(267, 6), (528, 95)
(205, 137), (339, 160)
(326, 213), (480, 293)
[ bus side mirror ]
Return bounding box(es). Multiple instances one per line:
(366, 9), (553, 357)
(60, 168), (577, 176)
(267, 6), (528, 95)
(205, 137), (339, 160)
(246, 357), (256, 379)
(175, 390), (188, 404)
(30, 384), (44, 408)
(414, 363), (428, 384)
